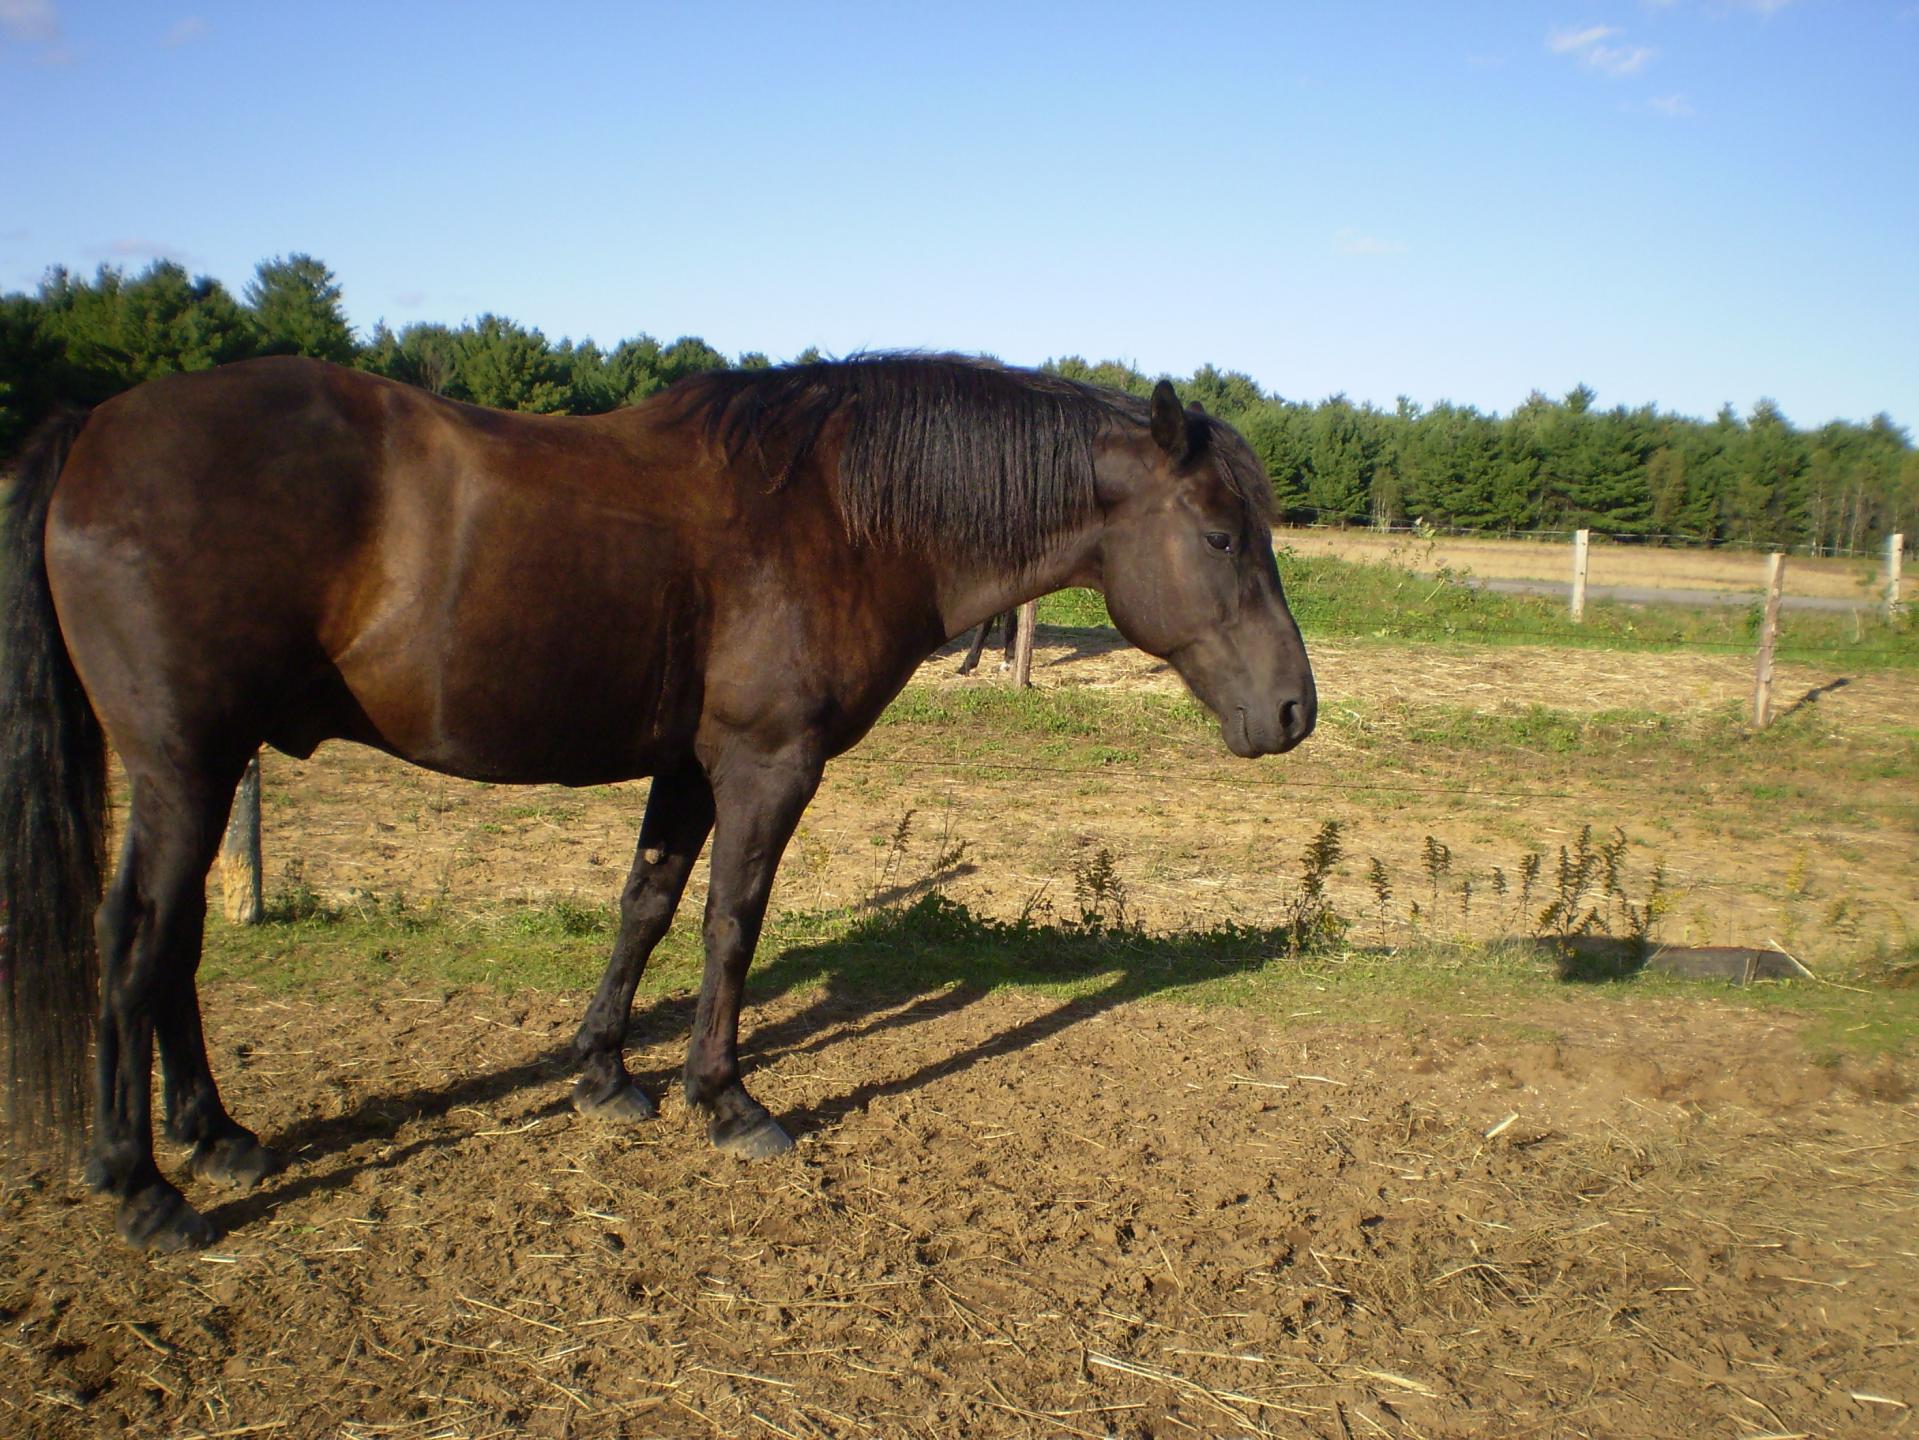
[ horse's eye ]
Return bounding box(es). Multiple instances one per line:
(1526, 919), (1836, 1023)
(1204, 531), (1233, 553)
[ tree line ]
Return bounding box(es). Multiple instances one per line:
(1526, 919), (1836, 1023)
(3, 254), (1912, 553)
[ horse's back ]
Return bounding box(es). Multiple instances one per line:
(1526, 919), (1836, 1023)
(44, 359), (735, 783)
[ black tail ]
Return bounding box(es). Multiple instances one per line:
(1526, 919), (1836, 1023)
(1, 408), (105, 1151)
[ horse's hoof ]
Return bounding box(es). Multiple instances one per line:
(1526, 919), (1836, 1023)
(190, 1133), (282, 1191)
(118, 1184), (216, 1252)
(710, 1112), (795, 1160)
(82, 1155), (111, 1192)
(572, 1079), (657, 1124)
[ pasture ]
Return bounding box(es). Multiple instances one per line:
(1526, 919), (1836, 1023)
(4, 562), (1917, 1438)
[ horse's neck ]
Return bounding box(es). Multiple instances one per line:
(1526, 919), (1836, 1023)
(929, 519), (1104, 640)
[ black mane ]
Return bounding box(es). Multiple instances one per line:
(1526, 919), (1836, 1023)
(667, 353), (1271, 567)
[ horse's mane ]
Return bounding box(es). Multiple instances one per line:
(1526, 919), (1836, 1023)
(665, 353), (1271, 567)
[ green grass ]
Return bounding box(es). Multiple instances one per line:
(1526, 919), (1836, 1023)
(1035, 587), (1112, 628)
(202, 889), (1919, 1062)
(205, 894), (704, 999)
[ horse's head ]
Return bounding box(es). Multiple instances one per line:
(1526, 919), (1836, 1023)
(1093, 381), (1316, 758)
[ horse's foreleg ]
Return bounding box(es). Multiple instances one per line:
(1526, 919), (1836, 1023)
(573, 764), (714, 1122)
(684, 745), (820, 1158)
(999, 609), (1018, 669)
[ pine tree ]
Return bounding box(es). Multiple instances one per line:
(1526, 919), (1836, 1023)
(244, 253), (355, 362)
(37, 261), (255, 389)
(454, 315), (570, 412)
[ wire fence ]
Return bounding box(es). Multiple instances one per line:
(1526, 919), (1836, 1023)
(1277, 504), (1910, 560)
(1254, 517), (1913, 660)
(1299, 624), (1913, 659)
(840, 751), (1919, 809)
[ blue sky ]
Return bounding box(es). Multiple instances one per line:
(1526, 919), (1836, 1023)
(3, 1), (1914, 429)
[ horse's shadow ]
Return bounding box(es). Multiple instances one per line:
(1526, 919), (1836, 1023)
(202, 899), (1290, 1233)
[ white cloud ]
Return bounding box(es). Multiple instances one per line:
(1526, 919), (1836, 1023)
(0, 0), (58, 43)
(1548, 22), (1657, 77)
(1647, 93), (1695, 117)
(161, 15), (207, 47)
(1548, 23), (1617, 53)
(1334, 229), (1407, 257)
(1592, 42), (1656, 75)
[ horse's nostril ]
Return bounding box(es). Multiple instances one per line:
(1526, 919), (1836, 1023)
(1280, 698), (1312, 741)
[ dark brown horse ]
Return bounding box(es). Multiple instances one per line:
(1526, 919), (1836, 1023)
(1, 353), (1315, 1250)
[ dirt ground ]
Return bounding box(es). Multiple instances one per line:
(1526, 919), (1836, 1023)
(4, 977), (1915, 1439)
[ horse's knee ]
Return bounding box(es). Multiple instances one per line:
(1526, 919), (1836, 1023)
(618, 886), (677, 945)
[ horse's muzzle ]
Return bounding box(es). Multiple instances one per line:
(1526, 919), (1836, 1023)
(1225, 695), (1316, 758)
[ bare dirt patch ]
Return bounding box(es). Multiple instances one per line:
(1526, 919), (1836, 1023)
(5, 980), (1916, 1438)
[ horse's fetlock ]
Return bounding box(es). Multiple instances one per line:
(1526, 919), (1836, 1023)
(85, 1142), (157, 1196)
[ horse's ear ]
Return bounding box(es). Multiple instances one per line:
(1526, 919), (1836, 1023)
(1150, 380), (1191, 458)
(1188, 400), (1208, 417)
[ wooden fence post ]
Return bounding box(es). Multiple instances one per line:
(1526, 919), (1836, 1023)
(1012, 600), (1038, 689)
(219, 750), (263, 924)
(1888, 532), (1905, 620)
(1570, 529), (1590, 622)
(1751, 552), (1785, 729)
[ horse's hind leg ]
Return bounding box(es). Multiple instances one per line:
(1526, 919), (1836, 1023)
(157, 941), (280, 1190)
(956, 621), (989, 674)
(88, 767), (249, 1249)
(573, 764), (715, 1121)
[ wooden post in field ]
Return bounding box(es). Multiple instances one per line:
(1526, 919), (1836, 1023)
(219, 751), (263, 924)
(1751, 552), (1786, 729)
(1888, 533), (1905, 620)
(1012, 600), (1038, 689)
(1569, 529), (1591, 622)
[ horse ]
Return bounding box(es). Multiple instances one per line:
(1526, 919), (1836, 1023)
(0, 352), (1317, 1251)
(956, 609), (1018, 674)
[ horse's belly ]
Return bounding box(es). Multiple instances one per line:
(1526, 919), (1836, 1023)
(329, 483), (711, 784)
(338, 653), (704, 786)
